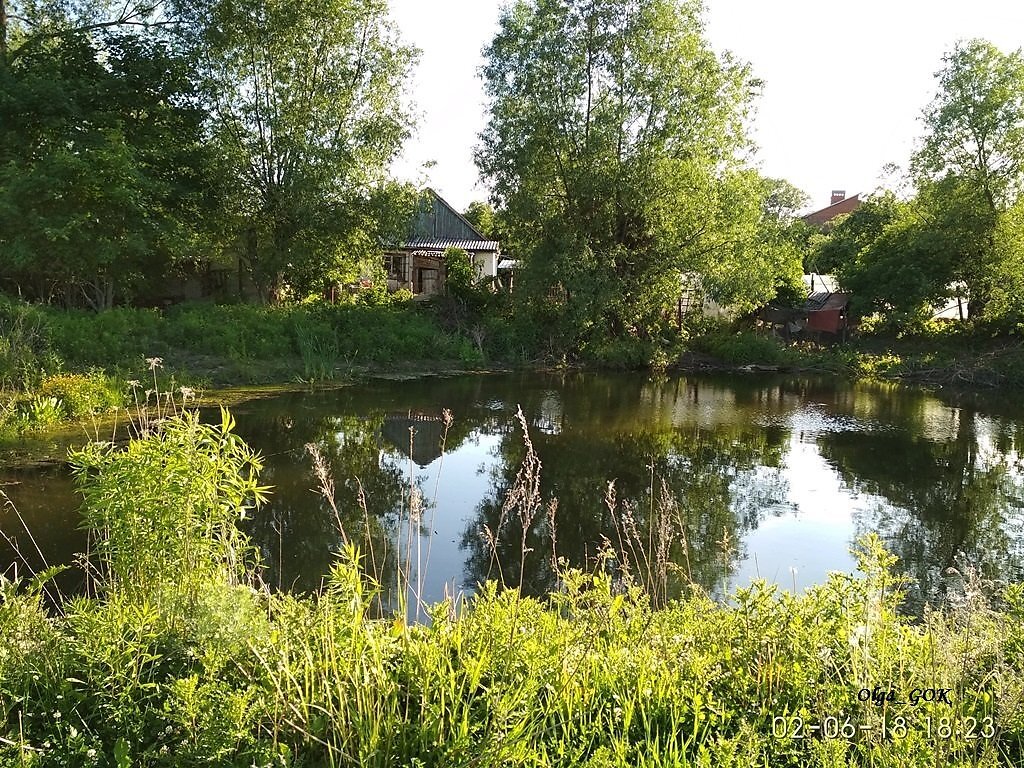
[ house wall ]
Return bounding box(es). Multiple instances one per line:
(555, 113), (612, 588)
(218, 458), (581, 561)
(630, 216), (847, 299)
(472, 251), (498, 279)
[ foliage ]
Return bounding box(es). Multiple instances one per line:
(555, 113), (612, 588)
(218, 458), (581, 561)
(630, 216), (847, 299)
(821, 192), (956, 318)
(0, 30), (218, 309)
(909, 38), (1024, 320)
(477, 0), (800, 349)
(462, 200), (498, 239)
(173, 0), (418, 301)
(1, 415), (1023, 765)
(38, 373), (123, 419)
(913, 38), (1024, 216)
(0, 297), (54, 389)
(70, 410), (268, 603)
(442, 247), (476, 297)
(983, 196), (1024, 328)
(809, 39), (1024, 331)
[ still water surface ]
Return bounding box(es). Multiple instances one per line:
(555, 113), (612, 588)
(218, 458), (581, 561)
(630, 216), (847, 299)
(3, 372), (1024, 613)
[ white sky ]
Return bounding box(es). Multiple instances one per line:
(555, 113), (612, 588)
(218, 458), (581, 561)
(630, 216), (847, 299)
(388, 0), (1024, 214)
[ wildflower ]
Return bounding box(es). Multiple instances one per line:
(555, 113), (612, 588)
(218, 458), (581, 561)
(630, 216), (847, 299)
(409, 486), (423, 523)
(53, 711), (61, 719)
(86, 749), (97, 759)
(179, 386), (196, 402)
(126, 380), (141, 389)
(849, 624), (870, 647)
(146, 356), (163, 370)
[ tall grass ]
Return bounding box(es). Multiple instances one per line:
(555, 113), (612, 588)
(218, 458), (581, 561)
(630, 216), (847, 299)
(1, 408), (1023, 766)
(0, 296), (492, 436)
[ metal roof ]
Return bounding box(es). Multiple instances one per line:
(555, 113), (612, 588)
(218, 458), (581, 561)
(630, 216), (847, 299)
(802, 292), (850, 312)
(402, 239), (500, 252)
(409, 189), (489, 242)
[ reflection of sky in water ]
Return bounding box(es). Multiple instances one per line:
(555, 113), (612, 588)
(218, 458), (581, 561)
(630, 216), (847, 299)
(393, 432), (503, 602)
(734, 436), (859, 592)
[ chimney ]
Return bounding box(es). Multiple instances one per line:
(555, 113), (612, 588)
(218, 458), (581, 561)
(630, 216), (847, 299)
(831, 190), (846, 206)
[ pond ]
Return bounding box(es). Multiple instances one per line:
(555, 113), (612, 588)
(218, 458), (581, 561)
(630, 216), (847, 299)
(3, 371), (1024, 615)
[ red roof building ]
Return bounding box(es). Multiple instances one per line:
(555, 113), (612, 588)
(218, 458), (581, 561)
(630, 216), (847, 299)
(802, 190), (861, 228)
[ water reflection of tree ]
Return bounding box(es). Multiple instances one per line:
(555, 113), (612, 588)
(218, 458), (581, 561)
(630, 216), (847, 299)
(461, 420), (791, 600)
(234, 395), (484, 609)
(818, 408), (1024, 610)
(235, 403), (407, 596)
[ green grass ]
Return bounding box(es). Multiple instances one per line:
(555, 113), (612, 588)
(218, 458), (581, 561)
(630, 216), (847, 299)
(1, 410), (1023, 766)
(0, 296), (492, 436)
(688, 323), (1024, 388)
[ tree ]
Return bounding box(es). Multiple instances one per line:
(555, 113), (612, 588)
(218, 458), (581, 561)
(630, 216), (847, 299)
(915, 39), (1024, 216)
(824, 193), (954, 319)
(477, 0), (794, 344)
(0, 30), (217, 308)
(912, 39), (1024, 317)
(1, 0), (163, 65)
(174, 0), (417, 302)
(463, 201), (497, 239)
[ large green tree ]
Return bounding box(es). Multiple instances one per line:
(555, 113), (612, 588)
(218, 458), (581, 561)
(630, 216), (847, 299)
(0, 0), (163, 65)
(0, 29), (217, 308)
(911, 38), (1024, 318)
(477, 0), (800, 344)
(174, 0), (417, 301)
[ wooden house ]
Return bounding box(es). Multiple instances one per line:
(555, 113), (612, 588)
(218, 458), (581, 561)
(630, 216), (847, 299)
(385, 188), (500, 296)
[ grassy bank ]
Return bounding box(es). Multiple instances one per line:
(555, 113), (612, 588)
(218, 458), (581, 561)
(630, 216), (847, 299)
(4, 294), (1024, 441)
(1, 410), (1023, 766)
(687, 326), (1024, 388)
(0, 297), (493, 436)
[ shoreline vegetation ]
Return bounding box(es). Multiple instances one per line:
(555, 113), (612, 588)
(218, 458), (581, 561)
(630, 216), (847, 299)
(1, 405), (1022, 766)
(3, 296), (1024, 440)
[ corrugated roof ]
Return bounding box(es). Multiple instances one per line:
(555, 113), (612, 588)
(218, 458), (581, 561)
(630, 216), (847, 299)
(801, 292), (850, 312)
(403, 239), (500, 251)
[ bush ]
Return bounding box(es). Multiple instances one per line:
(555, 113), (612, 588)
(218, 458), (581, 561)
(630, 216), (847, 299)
(44, 307), (165, 368)
(581, 337), (659, 369)
(38, 373), (124, 419)
(695, 330), (789, 365)
(0, 298), (55, 388)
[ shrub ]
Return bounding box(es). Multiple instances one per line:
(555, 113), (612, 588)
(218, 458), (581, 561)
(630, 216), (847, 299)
(38, 373), (123, 419)
(44, 307), (166, 368)
(696, 330), (789, 365)
(0, 299), (54, 388)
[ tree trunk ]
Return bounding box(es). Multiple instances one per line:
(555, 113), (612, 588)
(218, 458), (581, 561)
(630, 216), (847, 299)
(1, 0), (8, 63)
(81, 277), (115, 311)
(243, 225), (263, 303)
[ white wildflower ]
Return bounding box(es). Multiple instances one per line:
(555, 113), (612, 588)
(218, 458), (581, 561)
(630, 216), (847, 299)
(849, 624), (870, 647)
